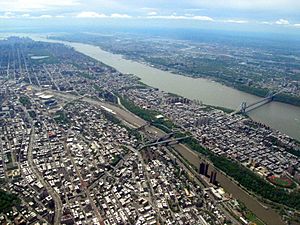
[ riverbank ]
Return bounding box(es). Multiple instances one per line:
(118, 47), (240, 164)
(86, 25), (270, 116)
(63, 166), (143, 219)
(135, 56), (300, 108)
(63, 37), (300, 108)
(21, 34), (300, 140)
(44, 38), (300, 141)
(117, 94), (288, 225)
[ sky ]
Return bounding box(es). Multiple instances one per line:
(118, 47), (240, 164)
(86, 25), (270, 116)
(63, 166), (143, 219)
(0, 0), (300, 33)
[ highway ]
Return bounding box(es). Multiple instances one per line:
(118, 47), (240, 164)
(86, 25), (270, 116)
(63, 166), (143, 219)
(164, 146), (241, 225)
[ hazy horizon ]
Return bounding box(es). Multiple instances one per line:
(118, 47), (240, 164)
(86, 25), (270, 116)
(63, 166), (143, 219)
(0, 0), (300, 38)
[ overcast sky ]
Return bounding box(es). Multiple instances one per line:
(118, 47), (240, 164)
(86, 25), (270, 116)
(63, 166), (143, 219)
(0, 0), (299, 31)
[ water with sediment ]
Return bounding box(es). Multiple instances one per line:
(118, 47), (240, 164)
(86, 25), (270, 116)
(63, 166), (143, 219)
(7, 34), (300, 140)
(9, 34), (295, 224)
(60, 41), (300, 140)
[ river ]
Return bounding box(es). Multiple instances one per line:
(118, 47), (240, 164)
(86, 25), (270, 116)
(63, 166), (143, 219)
(3, 34), (294, 224)
(4, 33), (300, 140)
(54, 40), (300, 141)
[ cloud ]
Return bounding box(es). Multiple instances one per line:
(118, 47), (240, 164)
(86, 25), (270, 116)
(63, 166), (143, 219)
(110, 13), (132, 18)
(141, 7), (157, 11)
(193, 15), (214, 21)
(21, 13), (31, 17)
(38, 15), (52, 18)
(184, 8), (206, 12)
(0, 12), (68, 19)
(0, 12), (69, 19)
(0, 12), (15, 19)
(147, 11), (157, 16)
(0, 0), (80, 12)
(76, 11), (106, 18)
(222, 19), (248, 24)
(275, 19), (290, 25)
(25, 14), (53, 19)
(188, 0), (300, 11)
(261, 19), (297, 26)
(147, 14), (213, 21)
(261, 21), (273, 25)
(76, 11), (131, 19)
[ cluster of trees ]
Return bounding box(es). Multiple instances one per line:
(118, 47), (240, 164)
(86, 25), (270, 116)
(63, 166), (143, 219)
(211, 154), (300, 209)
(119, 96), (158, 122)
(182, 137), (300, 210)
(53, 110), (69, 125)
(119, 96), (176, 133)
(28, 110), (37, 119)
(99, 91), (118, 104)
(286, 148), (300, 158)
(0, 189), (20, 213)
(111, 155), (122, 167)
(19, 96), (31, 108)
(275, 93), (300, 107)
(234, 84), (269, 98)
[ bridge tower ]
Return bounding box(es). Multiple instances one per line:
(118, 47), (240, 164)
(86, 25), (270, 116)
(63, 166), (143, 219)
(266, 90), (275, 101)
(240, 101), (247, 114)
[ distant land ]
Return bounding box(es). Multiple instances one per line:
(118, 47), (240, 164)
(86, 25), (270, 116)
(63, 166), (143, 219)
(51, 30), (300, 107)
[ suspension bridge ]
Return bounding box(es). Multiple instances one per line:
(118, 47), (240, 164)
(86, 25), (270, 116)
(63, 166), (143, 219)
(232, 89), (285, 115)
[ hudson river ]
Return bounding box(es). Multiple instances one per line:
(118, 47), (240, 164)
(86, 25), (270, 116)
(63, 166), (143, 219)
(27, 35), (300, 140)
(64, 41), (300, 140)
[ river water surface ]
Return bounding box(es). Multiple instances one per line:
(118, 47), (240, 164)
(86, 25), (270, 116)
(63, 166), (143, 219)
(3, 34), (295, 224)
(13, 34), (300, 140)
(65, 41), (300, 140)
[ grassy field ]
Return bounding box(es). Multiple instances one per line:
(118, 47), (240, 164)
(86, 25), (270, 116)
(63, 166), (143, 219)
(268, 175), (294, 188)
(245, 211), (265, 225)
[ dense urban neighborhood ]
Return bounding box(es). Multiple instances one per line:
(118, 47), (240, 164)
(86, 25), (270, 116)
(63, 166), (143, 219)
(0, 37), (300, 225)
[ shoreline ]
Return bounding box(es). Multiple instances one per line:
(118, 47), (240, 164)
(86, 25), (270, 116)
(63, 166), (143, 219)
(32, 35), (300, 141)
(91, 44), (300, 108)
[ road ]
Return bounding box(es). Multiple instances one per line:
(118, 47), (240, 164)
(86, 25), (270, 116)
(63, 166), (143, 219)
(20, 98), (63, 225)
(38, 88), (239, 223)
(27, 126), (63, 225)
(165, 146), (241, 225)
(64, 131), (105, 225)
(32, 87), (286, 225)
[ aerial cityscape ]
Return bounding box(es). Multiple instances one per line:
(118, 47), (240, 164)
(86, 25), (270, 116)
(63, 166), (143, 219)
(0, 1), (300, 225)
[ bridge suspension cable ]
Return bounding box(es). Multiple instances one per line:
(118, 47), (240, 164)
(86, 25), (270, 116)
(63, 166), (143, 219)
(232, 89), (285, 115)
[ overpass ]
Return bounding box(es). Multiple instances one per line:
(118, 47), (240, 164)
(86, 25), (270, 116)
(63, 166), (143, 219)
(133, 121), (152, 131)
(139, 136), (190, 150)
